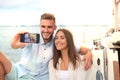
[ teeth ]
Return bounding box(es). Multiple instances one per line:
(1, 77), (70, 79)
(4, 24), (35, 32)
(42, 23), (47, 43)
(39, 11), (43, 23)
(44, 33), (49, 36)
(43, 33), (50, 38)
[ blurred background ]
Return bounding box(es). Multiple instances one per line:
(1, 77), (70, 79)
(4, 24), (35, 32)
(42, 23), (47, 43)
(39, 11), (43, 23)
(0, 0), (120, 64)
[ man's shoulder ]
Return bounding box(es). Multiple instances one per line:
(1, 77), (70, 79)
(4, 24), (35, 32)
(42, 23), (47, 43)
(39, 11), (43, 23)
(49, 59), (53, 63)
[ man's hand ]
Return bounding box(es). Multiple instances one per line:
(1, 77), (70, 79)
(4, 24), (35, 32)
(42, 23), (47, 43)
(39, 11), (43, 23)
(82, 51), (92, 70)
(11, 31), (28, 49)
(79, 46), (92, 70)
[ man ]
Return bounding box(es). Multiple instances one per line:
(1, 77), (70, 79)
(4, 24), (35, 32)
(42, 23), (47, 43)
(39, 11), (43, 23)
(0, 13), (92, 80)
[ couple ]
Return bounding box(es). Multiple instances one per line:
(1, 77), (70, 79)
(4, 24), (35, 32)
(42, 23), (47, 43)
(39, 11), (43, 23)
(0, 13), (92, 80)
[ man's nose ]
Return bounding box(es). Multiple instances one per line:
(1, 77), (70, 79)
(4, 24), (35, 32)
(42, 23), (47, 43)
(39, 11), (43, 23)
(44, 28), (48, 32)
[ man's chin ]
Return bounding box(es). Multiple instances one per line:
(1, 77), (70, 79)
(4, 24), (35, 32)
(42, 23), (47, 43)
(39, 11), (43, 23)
(43, 38), (51, 41)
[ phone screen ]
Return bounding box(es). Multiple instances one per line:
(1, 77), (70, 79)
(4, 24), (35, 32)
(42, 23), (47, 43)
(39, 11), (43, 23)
(20, 33), (40, 43)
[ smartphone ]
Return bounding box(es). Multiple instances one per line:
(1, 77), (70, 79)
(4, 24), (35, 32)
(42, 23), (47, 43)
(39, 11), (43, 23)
(20, 33), (40, 43)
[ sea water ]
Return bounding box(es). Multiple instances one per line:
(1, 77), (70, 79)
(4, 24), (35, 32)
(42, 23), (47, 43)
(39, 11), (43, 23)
(0, 25), (107, 63)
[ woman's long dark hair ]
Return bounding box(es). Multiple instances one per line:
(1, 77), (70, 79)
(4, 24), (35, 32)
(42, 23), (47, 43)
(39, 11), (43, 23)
(53, 29), (80, 70)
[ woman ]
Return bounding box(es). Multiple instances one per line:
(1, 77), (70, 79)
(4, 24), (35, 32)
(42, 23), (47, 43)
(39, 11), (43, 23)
(49, 29), (88, 80)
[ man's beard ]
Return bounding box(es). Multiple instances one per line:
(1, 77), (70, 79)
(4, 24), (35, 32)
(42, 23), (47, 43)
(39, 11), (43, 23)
(42, 33), (53, 43)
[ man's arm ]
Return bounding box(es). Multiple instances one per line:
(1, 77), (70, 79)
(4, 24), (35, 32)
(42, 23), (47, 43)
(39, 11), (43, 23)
(79, 46), (92, 70)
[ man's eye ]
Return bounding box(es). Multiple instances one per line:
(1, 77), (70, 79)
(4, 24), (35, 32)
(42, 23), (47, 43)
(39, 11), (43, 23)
(41, 25), (45, 28)
(48, 26), (52, 28)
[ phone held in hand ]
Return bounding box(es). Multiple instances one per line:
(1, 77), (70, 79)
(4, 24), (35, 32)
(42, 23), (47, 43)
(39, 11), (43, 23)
(20, 33), (40, 43)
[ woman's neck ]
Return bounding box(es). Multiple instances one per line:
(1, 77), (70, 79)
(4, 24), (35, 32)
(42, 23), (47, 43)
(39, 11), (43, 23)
(61, 49), (69, 60)
(60, 49), (70, 70)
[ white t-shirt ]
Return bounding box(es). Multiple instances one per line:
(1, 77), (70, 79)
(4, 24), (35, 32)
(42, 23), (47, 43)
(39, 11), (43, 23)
(59, 70), (69, 80)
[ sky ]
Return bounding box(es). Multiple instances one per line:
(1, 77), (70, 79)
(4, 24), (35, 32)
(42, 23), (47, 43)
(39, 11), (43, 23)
(0, 0), (113, 25)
